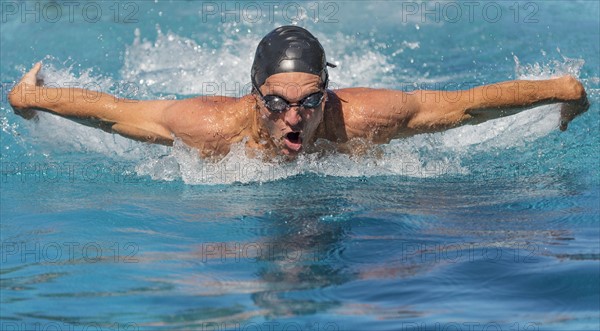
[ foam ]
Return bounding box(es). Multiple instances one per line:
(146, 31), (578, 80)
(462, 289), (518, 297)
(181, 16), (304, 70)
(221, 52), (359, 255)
(121, 26), (258, 96)
(15, 28), (585, 184)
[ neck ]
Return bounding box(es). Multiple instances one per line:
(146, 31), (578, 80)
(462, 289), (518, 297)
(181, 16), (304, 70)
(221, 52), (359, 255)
(249, 98), (261, 137)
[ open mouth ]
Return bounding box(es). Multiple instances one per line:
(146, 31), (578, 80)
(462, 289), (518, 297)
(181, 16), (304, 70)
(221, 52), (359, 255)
(286, 132), (301, 144)
(284, 131), (303, 151)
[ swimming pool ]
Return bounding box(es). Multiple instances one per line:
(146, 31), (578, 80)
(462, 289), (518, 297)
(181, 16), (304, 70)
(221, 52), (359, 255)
(1, 1), (599, 330)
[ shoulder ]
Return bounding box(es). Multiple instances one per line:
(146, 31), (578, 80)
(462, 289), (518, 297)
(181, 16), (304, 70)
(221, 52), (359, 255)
(334, 87), (414, 102)
(319, 88), (418, 142)
(163, 95), (254, 155)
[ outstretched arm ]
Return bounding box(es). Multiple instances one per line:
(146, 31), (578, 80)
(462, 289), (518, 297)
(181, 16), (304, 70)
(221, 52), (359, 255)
(407, 76), (589, 133)
(9, 62), (176, 145)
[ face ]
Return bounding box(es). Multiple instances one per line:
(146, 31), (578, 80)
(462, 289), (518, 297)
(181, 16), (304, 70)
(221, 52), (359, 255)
(255, 72), (326, 156)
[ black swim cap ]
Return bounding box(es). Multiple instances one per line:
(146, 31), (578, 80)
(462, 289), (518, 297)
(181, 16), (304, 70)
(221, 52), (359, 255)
(251, 26), (334, 90)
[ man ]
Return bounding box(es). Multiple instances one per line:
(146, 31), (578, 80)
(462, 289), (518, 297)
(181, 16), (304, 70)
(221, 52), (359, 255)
(9, 26), (589, 160)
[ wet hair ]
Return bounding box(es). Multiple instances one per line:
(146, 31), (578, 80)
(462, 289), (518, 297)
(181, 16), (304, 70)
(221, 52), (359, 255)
(251, 25), (335, 91)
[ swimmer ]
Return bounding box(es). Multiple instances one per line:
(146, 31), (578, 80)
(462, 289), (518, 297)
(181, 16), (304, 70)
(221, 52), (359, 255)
(9, 26), (589, 159)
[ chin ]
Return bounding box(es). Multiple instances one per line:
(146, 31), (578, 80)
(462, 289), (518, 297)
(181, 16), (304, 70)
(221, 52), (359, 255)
(281, 148), (298, 156)
(280, 146), (302, 159)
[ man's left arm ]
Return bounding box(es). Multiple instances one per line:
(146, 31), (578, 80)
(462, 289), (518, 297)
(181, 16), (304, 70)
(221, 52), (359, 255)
(406, 75), (589, 133)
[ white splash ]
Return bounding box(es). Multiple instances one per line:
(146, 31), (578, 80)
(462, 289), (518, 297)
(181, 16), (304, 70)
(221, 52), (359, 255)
(121, 25), (258, 96)
(514, 51), (585, 80)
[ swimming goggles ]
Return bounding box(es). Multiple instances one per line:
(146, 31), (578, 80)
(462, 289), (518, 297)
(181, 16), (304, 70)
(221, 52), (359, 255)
(256, 89), (325, 113)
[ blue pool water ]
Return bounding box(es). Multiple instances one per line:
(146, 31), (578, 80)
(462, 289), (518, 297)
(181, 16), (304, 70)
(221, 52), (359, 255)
(1, 1), (599, 330)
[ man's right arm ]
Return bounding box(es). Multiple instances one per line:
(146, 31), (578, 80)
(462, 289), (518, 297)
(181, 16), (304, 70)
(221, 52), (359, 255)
(9, 62), (176, 145)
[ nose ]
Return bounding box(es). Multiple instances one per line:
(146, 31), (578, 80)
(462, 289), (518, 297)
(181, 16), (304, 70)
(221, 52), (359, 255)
(284, 106), (302, 127)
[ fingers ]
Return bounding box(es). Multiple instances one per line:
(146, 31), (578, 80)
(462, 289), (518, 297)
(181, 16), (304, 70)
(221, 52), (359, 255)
(21, 62), (42, 85)
(581, 96), (590, 113)
(16, 108), (38, 120)
(559, 121), (568, 132)
(558, 78), (590, 132)
(9, 62), (42, 114)
(32, 61), (42, 72)
(559, 98), (588, 132)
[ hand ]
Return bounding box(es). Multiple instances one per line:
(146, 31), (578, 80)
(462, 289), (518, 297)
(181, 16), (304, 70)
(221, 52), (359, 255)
(558, 76), (589, 131)
(8, 62), (43, 120)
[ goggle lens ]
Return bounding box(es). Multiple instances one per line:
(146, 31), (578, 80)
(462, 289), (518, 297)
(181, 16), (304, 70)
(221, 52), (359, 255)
(262, 92), (324, 113)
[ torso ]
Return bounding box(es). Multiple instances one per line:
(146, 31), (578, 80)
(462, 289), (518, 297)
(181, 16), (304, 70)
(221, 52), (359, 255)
(163, 88), (416, 158)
